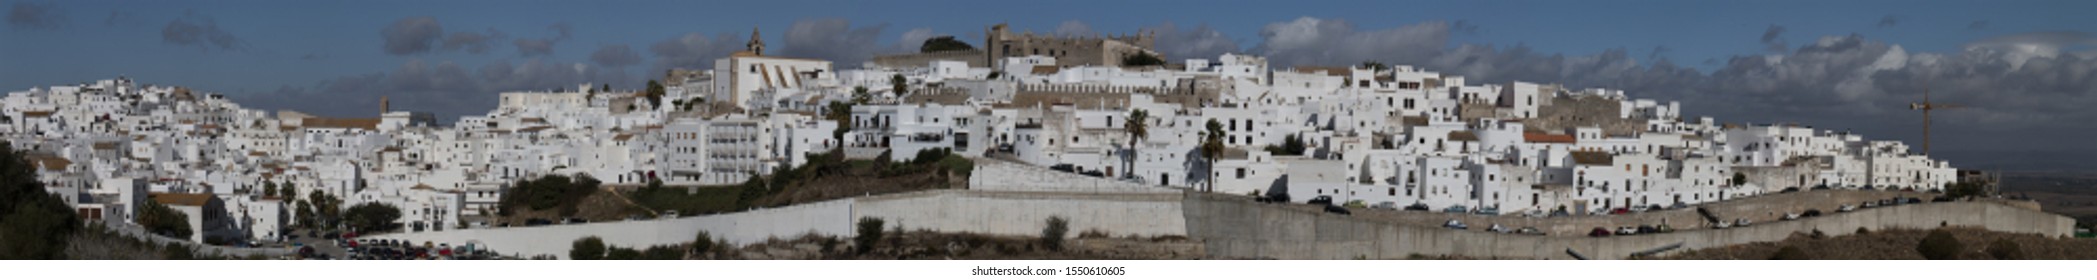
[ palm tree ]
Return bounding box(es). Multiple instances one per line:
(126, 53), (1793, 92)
(1122, 109), (1149, 181)
(1200, 119), (1226, 192)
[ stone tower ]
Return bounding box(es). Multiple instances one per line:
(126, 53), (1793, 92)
(380, 96), (389, 113)
(746, 27), (765, 56)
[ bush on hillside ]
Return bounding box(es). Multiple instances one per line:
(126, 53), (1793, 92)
(1917, 229), (1963, 260)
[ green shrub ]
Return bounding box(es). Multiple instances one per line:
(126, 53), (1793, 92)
(690, 231), (716, 255)
(1042, 216), (1069, 251)
(855, 217), (884, 255)
(1986, 239), (2022, 260)
(605, 247), (642, 260)
(1769, 246), (1810, 260)
(1917, 229), (1963, 260)
(642, 245), (684, 260)
(570, 236), (606, 260)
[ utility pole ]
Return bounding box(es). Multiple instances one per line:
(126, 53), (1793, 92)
(1907, 87), (1962, 156)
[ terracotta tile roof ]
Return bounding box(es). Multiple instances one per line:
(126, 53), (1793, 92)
(1570, 151), (1613, 166)
(1524, 132), (1576, 144)
(150, 192), (215, 207)
(1290, 66), (1353, 76)
(21, 111), (54, 117)
(92, 142), (119, 150)
(1448, 131), (1479, 142)
(28, 155), (70, 171)
(1031, 65), (1060, 75)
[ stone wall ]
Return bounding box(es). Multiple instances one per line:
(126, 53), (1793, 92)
(1528, 95), (1642, 135)
(1185, 193), (2075, 260)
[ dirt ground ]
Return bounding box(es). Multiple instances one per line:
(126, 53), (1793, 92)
(1663, 227), (2097, 260)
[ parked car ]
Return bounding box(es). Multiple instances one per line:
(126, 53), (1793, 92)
(1442, 205), (1469, 214)
(662, 210), (680, 219)
(1588, 227), (1613, 237)
(1515, 226), (1543, 235)
(1713, 220), (1733, 229)
(1735, 218), (1753, 227)
(1802, 209), (1824, 217)
(1307, 195), (1333, 206)
(1782, 212), (1801, 220)
(1616, 226), (1639, 235)
(1403, 203), (1430, 211)
(1780, 187), (1800, 193)
(1079, 170), (1106, 177)
(1485, 224), (1508, 233)
(1838, 204), (1858, 212)
(1655, 224), (1675, 233)
(1443, 219), (1469, 230)
(1322, 204), (1352, 215)
(1811, 184), (1831, 190)
(1931, 196), (1955, 202)
(1049, 164), (1076, 173)
(1671, 201), (1690, 209)
(1636, 225), (1660, 234)
(1474, 206), (1500, 216)
(1609, 208), (1631, 215)
(1862, 201), (1879, 208)
(525, 218), (553, 226)
(1371, 201), (1397, 210)
(1906, 197), (1924, 204)
(565, 217), (587, 224)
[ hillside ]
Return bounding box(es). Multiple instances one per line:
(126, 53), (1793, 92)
(1664, 227), (2097, 260)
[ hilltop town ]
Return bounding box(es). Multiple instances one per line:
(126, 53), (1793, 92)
(5, 24), (2014, 259)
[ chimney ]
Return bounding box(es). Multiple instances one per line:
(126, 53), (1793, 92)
(380, 96), (390, 114)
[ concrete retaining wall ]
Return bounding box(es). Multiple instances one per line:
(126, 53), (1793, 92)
(856, 190), (1186, 238)
(969, 159), (1180, 194)
(374, 189), (1185, 259)
(1185, 193), (2076, 260)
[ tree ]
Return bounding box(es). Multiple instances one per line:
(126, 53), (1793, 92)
(855, 217), (884, 255)
(137, 200), (193, 240)
(0, 140), (81, 259)
(645, 80), (667, 108)
(280, 181), (298, 201)
(1266, 134), (1306, 155)
(1945, 181), (1988, 199)
(1917, 229), (1963, 260)
(605, 247), (642, 260)
(827, 101), (855, 142)
(852, 86), (871, 104)
(642, 245), (683, 260)
(262, 181), (279, 198)
(918, 36), (974, 52)
(1122, 109), (1149, 180)
(1200, 119), (1227, 192)
(691, 231), (717, 256)
(1360, 60), (1390, 71)
(1122, 52), (1165, 67)
(1732, 173), (1748, 186)
(343, 203), (403, 233)
(1041, 216), (1069, 251)
(571, 236), (607, 260)
(890, 74), (909, 96)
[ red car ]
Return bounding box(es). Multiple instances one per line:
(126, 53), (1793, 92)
(1609, 208), (1631, 215)
(1588, 227), (1613, 237)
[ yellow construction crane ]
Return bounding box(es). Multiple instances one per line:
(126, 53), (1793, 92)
(1908, 87), (1963, 155)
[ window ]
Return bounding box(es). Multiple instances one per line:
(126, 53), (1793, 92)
(1236, 168), (1246, 179)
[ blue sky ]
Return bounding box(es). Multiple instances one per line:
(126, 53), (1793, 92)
(5, 0), (2097, 171)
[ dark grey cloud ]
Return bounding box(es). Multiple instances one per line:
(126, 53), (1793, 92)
(381, 17), (443, 55)
(1761, 25), (1788, 52)
(779, 18), (888, 65)
(1054, 20), (1094, 37)
(442, 28), (505, 54)
(513, 23), (572, 57)
(1143, 22), (1240, 61)
(647, 32), (742, 77)
(162, 13), (241, 51)
(1649, 45), (1671, 60)
(8, 2), (62, 29)
(589, 44), (642, 68)
(1876, 15), (1900, 28)
(240, 58), (634, 119)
